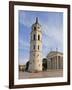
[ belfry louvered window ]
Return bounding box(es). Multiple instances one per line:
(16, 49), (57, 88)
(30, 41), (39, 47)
(38, 34), (40, 40)
(34, 34), (36, 40)
(38, 45), (39, 50)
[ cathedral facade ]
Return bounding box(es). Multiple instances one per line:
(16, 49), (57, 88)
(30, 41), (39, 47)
(47, 51), (63, 70)
(28, 17), (42, 72)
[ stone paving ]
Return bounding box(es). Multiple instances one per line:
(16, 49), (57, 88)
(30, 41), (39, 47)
(19, 69), (63, 79)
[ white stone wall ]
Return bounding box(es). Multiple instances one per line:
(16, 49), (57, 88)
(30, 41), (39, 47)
(28, 19), (42, 72)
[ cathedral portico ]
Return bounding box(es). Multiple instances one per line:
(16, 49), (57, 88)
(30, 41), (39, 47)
(47, 51), (63, 70)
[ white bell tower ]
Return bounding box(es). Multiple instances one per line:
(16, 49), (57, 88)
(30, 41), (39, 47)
(28, 17), (42, 72)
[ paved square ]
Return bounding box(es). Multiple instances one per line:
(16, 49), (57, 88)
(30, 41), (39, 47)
(19, 69), (63, 79)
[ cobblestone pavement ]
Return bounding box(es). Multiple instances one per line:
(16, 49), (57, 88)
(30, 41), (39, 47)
(19, 69), (63, 79)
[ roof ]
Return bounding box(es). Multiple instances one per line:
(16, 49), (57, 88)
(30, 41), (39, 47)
(47, 51), (63, 57)
(32, 17), (41, 27)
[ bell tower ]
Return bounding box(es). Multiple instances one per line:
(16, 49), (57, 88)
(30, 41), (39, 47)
(28, 17), (42, 72)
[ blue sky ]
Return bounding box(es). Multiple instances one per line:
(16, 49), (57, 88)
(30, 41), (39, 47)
(18, 10), (63, 64)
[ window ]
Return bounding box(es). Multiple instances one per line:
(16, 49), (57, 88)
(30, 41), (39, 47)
(38, 45), (39, 50)
(34, 26), (36, 30)
(38, 26), (40, 29)
(34, 34), (36, 40)
(33, 45), (35, 50)
(37, 60), (39, 62)
(33, 54), (35, 56)
(31, 35), (32, 40)
(33, 60), (34, 62)
(38, 34), (40, 40)
(37, 54), (39, 57)
(39, 64), (40, 67)
(29, 62), (31, 64)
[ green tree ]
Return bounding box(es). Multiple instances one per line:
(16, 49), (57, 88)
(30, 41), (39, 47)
(42, 58), (47, 71)
(25, 61), (29, 71)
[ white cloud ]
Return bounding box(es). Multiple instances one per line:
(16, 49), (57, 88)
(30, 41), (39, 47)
(19, 11), (63, 60)
(41, 22), (63, 58)
(42, 24), (63, 44)
(19, 38), (30, 50)
(19, 11), (34, 28)
(19, 58), (29, 65)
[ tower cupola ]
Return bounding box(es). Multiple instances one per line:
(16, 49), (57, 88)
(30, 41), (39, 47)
(32, 17), (41, 31)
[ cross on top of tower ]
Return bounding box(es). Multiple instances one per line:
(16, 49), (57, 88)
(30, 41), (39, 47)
(36, 17), (38, 24)
(56, 47), (58, 52)
(32, 17), (41, 31)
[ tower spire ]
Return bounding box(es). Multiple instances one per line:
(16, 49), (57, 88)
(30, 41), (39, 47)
(36, 17), (38, 24)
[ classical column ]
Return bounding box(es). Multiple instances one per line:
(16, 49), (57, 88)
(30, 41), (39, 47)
(53, 57), (55, 69)
(54, 56), (57, 69)
(52, 57), (53, 69)
(49, 58), (51, 69)
(54, 56), (56, 69)
(62, 57), (63, 69)
(60, 56), (63, 69)
(50, 58), (52, 69)
(57, 56), (59, 69)
(51, 58), (53, 69)
(59, 56), (61, 69)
